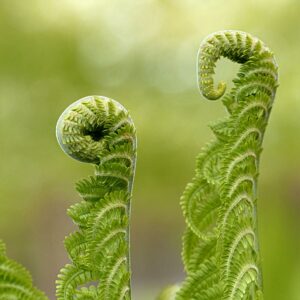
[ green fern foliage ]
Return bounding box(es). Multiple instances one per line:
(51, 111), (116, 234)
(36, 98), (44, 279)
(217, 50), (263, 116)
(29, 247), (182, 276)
(0, 30), (278, 300)
(0, 239), (48, 300)
(56, 95), (136, 300)
(174, 30), (278, 299)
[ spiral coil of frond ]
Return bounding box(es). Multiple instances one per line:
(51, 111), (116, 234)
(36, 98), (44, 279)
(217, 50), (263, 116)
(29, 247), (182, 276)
(175, 30), (278, 300)
(56, 95), (137, 300)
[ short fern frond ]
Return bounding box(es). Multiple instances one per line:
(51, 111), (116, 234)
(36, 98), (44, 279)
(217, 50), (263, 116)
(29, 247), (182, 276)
(56, 95), (136, 299)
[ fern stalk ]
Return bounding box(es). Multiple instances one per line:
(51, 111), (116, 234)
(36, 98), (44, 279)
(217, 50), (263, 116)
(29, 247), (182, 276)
(174, 30), (278, 300)
(56, 95), (137, 300)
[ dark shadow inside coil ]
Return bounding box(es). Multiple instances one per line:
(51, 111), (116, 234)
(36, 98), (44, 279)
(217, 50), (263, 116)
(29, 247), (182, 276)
(83, 125), (106, 142)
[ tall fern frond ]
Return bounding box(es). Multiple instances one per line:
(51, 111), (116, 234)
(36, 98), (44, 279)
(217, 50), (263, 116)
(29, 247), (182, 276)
(56, 95), (136, 300)
(172, 30), (278, 299)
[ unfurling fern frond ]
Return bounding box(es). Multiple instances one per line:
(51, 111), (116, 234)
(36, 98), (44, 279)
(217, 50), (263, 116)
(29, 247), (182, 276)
(0, 28), (278, 300)
(171, 30), (278, 299)
(56, 95), (137, 300)
(0, 239), (48, 300)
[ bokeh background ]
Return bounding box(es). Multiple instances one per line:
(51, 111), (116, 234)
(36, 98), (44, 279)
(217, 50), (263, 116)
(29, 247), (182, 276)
(0, 0), (299, 299)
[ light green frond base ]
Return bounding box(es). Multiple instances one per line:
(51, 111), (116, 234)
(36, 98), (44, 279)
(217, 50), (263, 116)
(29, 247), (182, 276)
(157, 285), (181, 300)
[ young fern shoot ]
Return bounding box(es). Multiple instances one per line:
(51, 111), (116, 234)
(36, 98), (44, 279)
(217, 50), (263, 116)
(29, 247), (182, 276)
(56, 96), (136, 300)
(174, 30), (278, 299)
(0, 30), (278, 300)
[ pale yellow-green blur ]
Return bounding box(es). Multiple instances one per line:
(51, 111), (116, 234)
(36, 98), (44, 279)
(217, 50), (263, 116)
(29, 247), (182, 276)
(0, 1), (299, 299)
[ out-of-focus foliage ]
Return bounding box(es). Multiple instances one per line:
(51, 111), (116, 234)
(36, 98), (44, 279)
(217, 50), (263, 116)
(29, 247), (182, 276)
(0, 0), (299, 299)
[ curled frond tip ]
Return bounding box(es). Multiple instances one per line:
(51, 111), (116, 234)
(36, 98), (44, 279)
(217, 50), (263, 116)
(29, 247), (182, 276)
(56, 95), (134, 164)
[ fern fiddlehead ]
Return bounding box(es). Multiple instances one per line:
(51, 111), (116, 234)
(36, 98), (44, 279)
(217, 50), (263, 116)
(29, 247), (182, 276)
(175, 30), (278, 300)
(0, 30), (277, 300)
(56, 95), (136, 300)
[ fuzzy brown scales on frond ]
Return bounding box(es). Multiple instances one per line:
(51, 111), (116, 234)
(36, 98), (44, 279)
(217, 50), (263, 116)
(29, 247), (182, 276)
(56, 96), (136, 300)
(171, 30), (278, 300)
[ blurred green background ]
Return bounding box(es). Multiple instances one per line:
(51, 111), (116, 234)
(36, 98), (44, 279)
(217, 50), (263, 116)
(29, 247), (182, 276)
(0, 0), (299, 299)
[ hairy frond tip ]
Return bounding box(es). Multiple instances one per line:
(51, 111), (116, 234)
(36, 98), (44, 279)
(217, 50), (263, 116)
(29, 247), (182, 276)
(197, 29), (277, 103)
(198, 78), (227, 101)
(56, 95), (135, 164)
